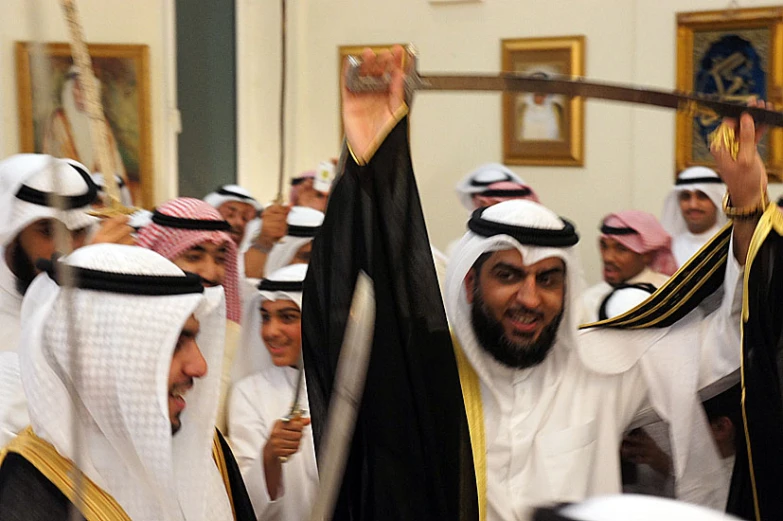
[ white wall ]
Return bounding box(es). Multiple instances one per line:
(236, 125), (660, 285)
(237, 0), (783, 285)
(0, 0), (177, 206)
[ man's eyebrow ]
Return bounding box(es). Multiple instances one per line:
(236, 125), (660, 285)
(187, 245), (207, 253)
(278, 307), (301, 314)
(491, 262), (524, 275)
(537, 266), (565, 278)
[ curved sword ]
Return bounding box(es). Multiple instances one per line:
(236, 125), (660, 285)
(345, 46), (783, 128)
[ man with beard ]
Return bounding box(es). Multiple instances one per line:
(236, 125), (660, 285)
(661, 167), (727, 268)
(136, 197), (243, 433)
(0, 154), (133, 445)
(580, 211), (677, 323)
(302, 47), (769, 520)
(43, 66), (127, 185)
(0, 244), (254, 520)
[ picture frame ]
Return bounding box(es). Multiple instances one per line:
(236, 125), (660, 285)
(676, 7), (783, 182)
(501, 36), (585, 167)
(337, 44), (407, 140)
(15, 42), (153, 207)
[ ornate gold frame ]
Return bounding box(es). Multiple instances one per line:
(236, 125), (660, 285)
(501, 36), (585, 167)
(676, 7), (783, 182)
(15, 42), (153, 207)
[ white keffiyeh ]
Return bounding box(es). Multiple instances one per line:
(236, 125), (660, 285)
(231, 263), (307, 385)
(18, 244), (232, 521)
(264, 207), (323, 276)
(0, 154), (97, 247)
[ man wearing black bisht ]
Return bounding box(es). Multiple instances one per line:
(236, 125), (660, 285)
(301, 47), (478, 521)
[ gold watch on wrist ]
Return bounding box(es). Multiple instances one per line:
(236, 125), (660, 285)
(722, 185), (770, 220)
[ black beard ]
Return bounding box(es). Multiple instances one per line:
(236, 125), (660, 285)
(470, 288), (562, 369)
(9, 239), (38, 296)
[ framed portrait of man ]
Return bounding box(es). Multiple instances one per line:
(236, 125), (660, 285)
(501, 36), (585, 167)
(676, 7), (783, 182)
(15, 42), (153, 207)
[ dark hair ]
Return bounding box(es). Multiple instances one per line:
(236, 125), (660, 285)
(10, 237), (38, 296)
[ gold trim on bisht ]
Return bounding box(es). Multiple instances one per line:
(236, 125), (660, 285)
(579, 221), (733, 330)
(0, 426), (130, 521)
(738, 203), (783, 521)
(452, 333), (487, 521)
(212, 429), (238, 521)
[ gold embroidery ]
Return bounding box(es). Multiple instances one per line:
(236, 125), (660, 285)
(0, 427), (130, 521)
(347, 104), (409, 166)
(579, 223), (732, 329)
(452, 334), (486, 521)
(739, 203), (783, 521)
(709, 123), (740, 160)
(212, 430), (237, 521)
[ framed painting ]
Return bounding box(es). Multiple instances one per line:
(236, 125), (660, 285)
(501, 36), (585, 167)
(676, 7), (783, 182)
(337, 44), (407, 140)
(15, 42), (153, 207)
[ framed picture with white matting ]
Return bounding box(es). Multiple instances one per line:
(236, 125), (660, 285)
(501, 36), (585, 167)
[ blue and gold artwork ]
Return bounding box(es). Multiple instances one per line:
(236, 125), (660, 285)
(691, 28), (769, 162)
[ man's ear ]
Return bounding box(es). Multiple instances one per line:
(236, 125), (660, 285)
(465, 268), (477, 305)
(642, 252), (654, 268)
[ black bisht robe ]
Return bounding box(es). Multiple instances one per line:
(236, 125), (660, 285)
(727, 211), (783, 521)
(301, 116), (478, 521)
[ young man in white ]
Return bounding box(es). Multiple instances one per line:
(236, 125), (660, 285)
(229, 264), (317, 521)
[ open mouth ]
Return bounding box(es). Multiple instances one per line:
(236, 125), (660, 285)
(505, 310), (540, 335)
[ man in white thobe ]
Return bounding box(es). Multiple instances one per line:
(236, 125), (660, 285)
(661, 167), (727, 267)
(581, 210), (676, 324)
(229, 264), (318, 521)
(344, 47), (769, 519)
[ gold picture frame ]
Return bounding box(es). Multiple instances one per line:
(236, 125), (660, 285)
(501, 36), (585, 167)
(676, 7), (783, 182)
(15, 42), (153, 207)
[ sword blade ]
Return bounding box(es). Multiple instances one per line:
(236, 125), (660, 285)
(308, 271), (375, 521)
(421, 74), (783, 126)
(344, 55), (783, 127)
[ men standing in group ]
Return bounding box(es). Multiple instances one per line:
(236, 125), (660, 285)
(136, 197), (242, 433)
(230, 264), (317, 521)
(244, 161), (335, 280)
(245, 206), (324, 280)
(661, 167), (727, 267)
(0, 244), (254, 520)
(302, 46), (769, 519)
(204, 184), (263, 248)
(0, 154), (132, 444)
(581, 210), (677, 323)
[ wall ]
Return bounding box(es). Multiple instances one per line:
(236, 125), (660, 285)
(0, 0), (177, 206)
(177, 0), (236, 198)
(237, 0), (783, 285)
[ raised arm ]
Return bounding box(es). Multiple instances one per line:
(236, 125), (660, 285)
(710, 101), (774, 264)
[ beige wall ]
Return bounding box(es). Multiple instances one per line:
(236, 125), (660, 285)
(1, 2), (779, 283)
(0, 0), (177, 205)
(237, 0), (783, 285)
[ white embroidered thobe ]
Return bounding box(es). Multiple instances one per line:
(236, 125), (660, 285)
(471, 253), (741, 520)
(229, 366), (318, 521)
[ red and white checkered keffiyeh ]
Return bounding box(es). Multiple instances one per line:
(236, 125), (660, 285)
(136, 197), (241, 323)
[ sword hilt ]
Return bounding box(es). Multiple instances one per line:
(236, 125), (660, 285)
(278, 405), (307, 463)
(344, 44), (424, 101)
